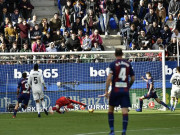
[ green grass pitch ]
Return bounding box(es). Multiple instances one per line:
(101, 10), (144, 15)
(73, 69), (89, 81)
(0, 110), (180, 135)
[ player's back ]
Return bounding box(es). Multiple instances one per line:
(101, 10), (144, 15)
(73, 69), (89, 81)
(28, 70), (44, 91)
(171, 73), (180, 90)
(18, 78), (30, 94)
(110, 59), (134, 93)
(56, 97), (70, 105)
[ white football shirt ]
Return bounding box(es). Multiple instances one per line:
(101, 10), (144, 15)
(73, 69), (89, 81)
(170, 73), (180, 90)
(28, 70), (45, 92)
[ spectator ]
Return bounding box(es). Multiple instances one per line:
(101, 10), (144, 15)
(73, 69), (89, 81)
(57, 42), (67, 52)
(30, 24), (42, 42)
(147, 21), (161, 43)
(5, 23), (18, 46)
(62, 0), (74, 15)
(138, 30), (149, 49)
(52, 30), (65, 46)
(20, 43), (31, 52)
(132, 15), (141, 32)
(157, 10), (166, 28)
(144, 8), (158, 29)
(42, 32), (52, 46)
(152, 38), (163, 50)
(32, 39), (46, 52)
(91, 41), (101, 51)
(168, 0), (180, 18)
(165, 14), (176, 31)
(20, 0), (34, 20)
(161, 25), (172, 44)
(77, 28), (84, 45)
(126, 24), (138, 46)
(82, 9), (99, 34)
(129, 41), (139, 50)
(11, 8), (22, 25)
(167, 37), (178, 56)
(0, 43), (8, 52)
(72, 17), (83, 34)
(39, 18), (49, 35)
(46, 42), (57, 52)
(10, 42), (19, 52)
(120, 14), (131, 37)
(171, 29), (180, 39)
(90, 29), (104, 50)
(81, 33), (92, 51)
(49, 13), (61, 35)
(156, 1), (166, 21)
(74, 0), (84, 20)
(28, 15), (37, 30)
(62, 8), (74, 31)
(136, 0), (146, 21)
(99, 0), (108, 35)
(106, 0), (120, 35)
(18, 20), (30, 46)
(1, 7), (10, 23)
(64, 30), (71, 42)
(85, 0), (99, 14)
(66, 32), (81, 51)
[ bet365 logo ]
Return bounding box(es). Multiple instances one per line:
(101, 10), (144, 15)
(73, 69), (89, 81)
(14, 69), (58, 78)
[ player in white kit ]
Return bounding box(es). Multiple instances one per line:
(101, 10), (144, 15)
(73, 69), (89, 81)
(28, 64), (48, 117)
(170, 67), (180, 111)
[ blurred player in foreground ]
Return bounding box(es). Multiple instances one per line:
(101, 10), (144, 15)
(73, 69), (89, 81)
(28, 64), (48, 117)
(105, 48), (135, 135)
(49, 96), (87, 114)
(13, 72), (30, 118)
(136, 72), (170, 112)
(170, 67), (180, 111)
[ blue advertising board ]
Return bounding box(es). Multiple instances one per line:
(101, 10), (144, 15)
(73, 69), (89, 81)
(0, 61), (177, 112)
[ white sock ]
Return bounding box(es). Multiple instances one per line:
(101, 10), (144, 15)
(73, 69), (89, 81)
(41, 100), (46, 110)
(174, 100), (178, 109)
(170, 99), (174, 107)
(36, 102), (40, 114)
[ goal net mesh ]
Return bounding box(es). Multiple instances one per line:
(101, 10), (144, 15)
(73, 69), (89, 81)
(0, 51), (165, 112)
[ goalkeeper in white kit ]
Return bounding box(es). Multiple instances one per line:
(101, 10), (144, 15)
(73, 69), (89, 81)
(28, 64), (48, 117)
(170, 66), (180, 111)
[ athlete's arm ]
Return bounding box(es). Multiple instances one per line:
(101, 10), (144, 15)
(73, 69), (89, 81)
(129, 76), (135, 88)
(148, 83), (153, 95)
(170, 74), (175, 83)
(105, 73), (113, 98)
(141, 76), (148, 82)
(69, 99), (85, 106)
(40, 74), (47, 90)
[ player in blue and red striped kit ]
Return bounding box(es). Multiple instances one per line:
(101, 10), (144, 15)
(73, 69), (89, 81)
(105, 48), (135, 135)
(13, 72), (30, 118)
(136, 72), (170, 112)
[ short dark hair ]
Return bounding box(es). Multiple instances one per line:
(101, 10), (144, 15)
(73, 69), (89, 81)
(115, 48), (123, 56)
(22, 72), (27, 78)
(34, 64), (39, 70)
(67, 97), (70, 99)
(146, 72), (151, 77)
(177, 67), (180, 72)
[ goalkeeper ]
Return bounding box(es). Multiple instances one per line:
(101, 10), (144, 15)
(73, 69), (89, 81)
(136, 72), (170, 112)
(49, 96), (87, 114)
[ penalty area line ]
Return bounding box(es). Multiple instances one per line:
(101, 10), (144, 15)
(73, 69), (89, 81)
(75, 127), (176, 135)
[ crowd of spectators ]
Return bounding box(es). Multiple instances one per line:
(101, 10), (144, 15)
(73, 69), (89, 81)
(0, 0), (180, 62)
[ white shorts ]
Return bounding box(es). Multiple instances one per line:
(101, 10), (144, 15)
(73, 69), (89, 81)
(171, 89), (180, 98)
(32, 90), (44, 101)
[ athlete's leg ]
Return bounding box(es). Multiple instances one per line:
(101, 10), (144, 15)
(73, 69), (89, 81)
(155, 98), (170, 109)
(122, 108), (129, 135)
(108, 105), (115, 135)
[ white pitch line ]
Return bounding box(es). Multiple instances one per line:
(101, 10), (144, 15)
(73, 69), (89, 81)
(75, 127), (179, 135)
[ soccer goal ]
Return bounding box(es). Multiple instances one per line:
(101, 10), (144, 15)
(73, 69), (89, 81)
(0, 50), (166, 112)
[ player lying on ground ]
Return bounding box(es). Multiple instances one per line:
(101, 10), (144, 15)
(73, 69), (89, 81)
(136, 72), (170, 112)
(105, 48), (135, 135)
(13, 72), (30, 118)
(28, 64), (48, 117)
(49, 96), (87, 114)
(170, 66), (180, 111)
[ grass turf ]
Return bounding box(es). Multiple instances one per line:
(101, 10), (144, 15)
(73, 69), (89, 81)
(0, 110), (180, 135)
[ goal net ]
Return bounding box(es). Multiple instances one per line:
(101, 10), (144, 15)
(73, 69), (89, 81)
(0, 50), (166, 112)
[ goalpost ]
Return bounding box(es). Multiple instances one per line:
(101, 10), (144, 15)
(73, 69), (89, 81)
(0, 50), (166, 112)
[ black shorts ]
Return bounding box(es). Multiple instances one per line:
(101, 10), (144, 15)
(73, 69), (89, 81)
(18, 93), (30, 105)
(109, 92), (131, 108)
